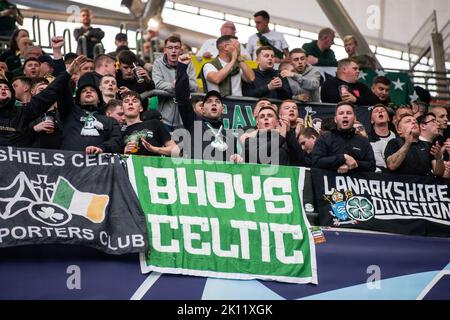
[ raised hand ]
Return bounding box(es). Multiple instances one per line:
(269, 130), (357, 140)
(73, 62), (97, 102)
(67, 55), (88, 75)
(51, 36), (65, 50)
(178, 54), (191, 65)
(85, 146), (103, 154)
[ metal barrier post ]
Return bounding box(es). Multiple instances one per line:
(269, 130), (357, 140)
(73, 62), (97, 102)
(62, 29), (72, 55)
(77, 35), (87, 56)
(93, 43), (105, 58)
(47, 21), (56, 48)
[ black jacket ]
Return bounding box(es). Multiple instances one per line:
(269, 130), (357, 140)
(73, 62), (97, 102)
(176, 63), (237, 161)
(243, 68), (292, 100)
(243, 130), (290, 166)
(0, 72), (70, 147)
(321, 77), (379, 106)
(312, 128), (376, 172)
(74, 26), (105, 59)
(285, 129), (311, 167)
(57, 79), (122, 153)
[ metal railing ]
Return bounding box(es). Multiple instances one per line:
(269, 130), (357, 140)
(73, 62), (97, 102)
(382, 68), (450, 101)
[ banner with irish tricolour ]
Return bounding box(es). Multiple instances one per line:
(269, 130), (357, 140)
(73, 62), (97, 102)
(127, 156), (318, 284)
(0, 147), (148, 255)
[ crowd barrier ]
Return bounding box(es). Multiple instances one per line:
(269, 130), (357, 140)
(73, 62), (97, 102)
(141, 90), (374, 132)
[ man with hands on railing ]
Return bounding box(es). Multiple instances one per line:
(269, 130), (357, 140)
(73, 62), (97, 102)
(74, 8), (105, 59)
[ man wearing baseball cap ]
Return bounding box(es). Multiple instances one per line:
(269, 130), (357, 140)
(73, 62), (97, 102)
(175, 53), (240, 162)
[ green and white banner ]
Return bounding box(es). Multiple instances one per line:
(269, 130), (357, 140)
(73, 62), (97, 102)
(127, 157), (317, 284)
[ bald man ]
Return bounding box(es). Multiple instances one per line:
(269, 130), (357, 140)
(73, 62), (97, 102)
(196, 21), (250, 60)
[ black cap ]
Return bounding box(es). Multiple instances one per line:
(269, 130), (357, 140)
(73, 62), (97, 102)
(75, 72), (103, 107)
(115, 33), (128, 42)
(64, 52), (78, 63)
(203, 90), (223, 104)
(141, 109), (163, 122)
(38, 55), (54, 66)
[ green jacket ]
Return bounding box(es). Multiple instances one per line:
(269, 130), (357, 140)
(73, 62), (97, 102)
(302, 40), (337, 67)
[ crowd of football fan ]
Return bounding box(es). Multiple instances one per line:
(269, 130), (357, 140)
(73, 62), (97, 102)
(0, 5), (449, 177)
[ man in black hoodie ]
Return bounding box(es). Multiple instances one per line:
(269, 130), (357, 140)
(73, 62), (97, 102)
(243, 46), (291, 100)
(0, 56), (85, 147)
(58, 72), (122, 154)
(312, 101), (376, 173)
(175, 54), (240, 162)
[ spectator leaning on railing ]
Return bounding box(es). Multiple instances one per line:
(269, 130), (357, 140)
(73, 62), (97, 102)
(73, 8), (105, 59)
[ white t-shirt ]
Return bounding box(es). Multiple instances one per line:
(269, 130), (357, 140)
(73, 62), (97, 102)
(247, 30), (289, 60)
(202, 58), (243, 96)
(196, 39), (218, 59)
(370, 131), (396, 168)
(196, 39), (250, 60)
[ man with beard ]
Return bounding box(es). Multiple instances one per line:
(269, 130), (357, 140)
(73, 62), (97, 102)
(152, 36), (197, 131)
(368, 104), (396, 169)
(385, 114), (444, 176)
(312, 102), (376, 173)
(276, 99), (309, 166)
(121, 91), (178, 157)
(74, 8), (104, 59)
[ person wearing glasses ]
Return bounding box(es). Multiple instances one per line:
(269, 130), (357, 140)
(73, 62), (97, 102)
(152, 36), (198, 132)
(353, 121), (368, 138)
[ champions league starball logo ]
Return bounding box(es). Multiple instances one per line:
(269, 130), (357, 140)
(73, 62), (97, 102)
(0, 172), (109, 226)
(323, 189), (375, 226)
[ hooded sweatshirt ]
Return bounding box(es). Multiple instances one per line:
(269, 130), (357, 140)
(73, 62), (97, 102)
(0, 72), (70, 147)
(57, 74), (122, 153)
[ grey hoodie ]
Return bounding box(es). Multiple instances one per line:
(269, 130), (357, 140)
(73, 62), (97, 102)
(151, 55), (198, 128)
(287, 64), (321, 102)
